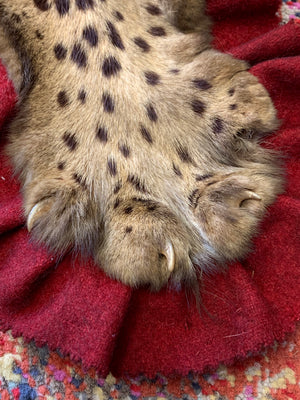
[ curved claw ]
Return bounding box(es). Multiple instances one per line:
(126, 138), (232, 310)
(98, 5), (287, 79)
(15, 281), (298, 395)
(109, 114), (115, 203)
(162, 241), (175, 272)
(27, 203), (41, 232)
(244, 191), (261, 201)
(27, 202), (44, 232)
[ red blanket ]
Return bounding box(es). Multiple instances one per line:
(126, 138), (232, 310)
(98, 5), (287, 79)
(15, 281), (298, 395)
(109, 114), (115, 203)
(0, 0), (299, 377)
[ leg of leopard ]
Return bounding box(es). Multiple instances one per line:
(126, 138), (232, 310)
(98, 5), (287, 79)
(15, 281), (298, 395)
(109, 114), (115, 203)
(0, 0), (283, 290)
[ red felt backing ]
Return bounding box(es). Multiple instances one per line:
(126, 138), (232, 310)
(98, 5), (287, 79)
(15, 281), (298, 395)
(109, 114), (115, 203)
(0, 0), (299, 377)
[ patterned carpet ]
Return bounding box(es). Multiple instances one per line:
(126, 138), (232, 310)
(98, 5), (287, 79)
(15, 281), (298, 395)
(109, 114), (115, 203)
(0, 325), (300, 399)
(280, 0), (300, 22)
(0, 2), (299, 399)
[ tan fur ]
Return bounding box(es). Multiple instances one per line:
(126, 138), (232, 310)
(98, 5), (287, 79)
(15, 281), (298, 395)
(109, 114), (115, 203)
(0, 0), (283, 290)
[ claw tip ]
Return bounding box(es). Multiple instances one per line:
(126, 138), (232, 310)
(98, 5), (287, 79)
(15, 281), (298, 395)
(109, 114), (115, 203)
(164, 241), (175, 272)
(27, 203), (42, 232)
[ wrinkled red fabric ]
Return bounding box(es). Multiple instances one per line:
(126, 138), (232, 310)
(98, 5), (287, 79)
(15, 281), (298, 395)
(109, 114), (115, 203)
(0, 0), (299, 377)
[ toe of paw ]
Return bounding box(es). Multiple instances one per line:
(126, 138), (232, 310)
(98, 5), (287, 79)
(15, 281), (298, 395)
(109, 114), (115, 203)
(25, 180), (98, 254)
(197, 208), (261, 261)
(193, 177), (277, 261)
(227, 72), (279, 134)
(98, 202), (196, 289)
(99, 245), (195, 290)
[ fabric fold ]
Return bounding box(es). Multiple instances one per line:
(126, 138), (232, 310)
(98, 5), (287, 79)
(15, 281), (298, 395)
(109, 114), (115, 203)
(0, 231), (132, 375)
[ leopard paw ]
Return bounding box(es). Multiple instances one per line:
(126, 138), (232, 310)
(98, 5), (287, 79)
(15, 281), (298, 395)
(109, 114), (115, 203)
(190, 172), (282, 261)
(97, 197), (197, 290)
(24, 174), (100, 255)
(214, 71), (279, 143)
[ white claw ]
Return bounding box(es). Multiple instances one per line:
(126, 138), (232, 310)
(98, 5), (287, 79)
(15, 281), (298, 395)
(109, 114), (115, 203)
(245, 191), (261, 201)
(163, 241), (175, 272)
(27, 203), (43, 232)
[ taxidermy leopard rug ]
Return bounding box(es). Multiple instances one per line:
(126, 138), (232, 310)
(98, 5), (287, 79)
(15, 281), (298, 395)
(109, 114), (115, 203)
(0, 0), (283, 290)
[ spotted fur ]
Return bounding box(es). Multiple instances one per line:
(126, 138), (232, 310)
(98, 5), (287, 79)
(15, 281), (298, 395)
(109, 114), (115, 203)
(0, 0), (283, 289)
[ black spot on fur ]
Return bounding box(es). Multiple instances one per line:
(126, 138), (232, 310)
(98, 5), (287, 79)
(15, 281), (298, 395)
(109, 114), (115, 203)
(119, 144), (130, 158)
(102, 93), (114, 113)
(102, 56), (122, 77)
(114, 11), (124, 21)
(125, 226), (133, 233)
(54, 44), (67, 60)
(144, 71), (160, 85)
(147, 204), (157, 211)
(207, 181), (217, 187)
(192, 79), (212, 90)
(71, 44), (87, 68)
(83, 26), (98, 47)
(78, 90), (86, 103)
(72, 173), (81, 184)
(73, 173), (87, 189)
(228, 88), (235, 96)
(191, 99), (206, 116)
(236, 129), (247, 137)
(124, 206), (133, 215)
(132, 198), (158, 210)
(96, 126), (108, 143)
(106, 21), (125, 50)
(133, 37), (150, 52)
(113, 182), (122, 194)
(55, 0), (70, 16)
(114, 198), (120, 209)
(146, 104), (158, 122)
(127, 174), (147, 193)
(230, 104), (237, 110)
(132, 197), (148, 203)
(140, 125), (153, 144)
(76, 0), (94, 10)
(172, 163), (182, 177)
(11, 13), (21, 23)
(57, 162), (65, 170)
(145, 4), (162, 15)
(57, 90), (69, 107)
(148, 26), (166, 36)
(175, 143), (193, 163)
(107, 158), (117, 176)
(35, 30), (44, 40)
(195, 173), (213, 181)
(63, 132), (78, 151)
(34, 0), (51, 11)
(170, 69), (180, 74)
(188, 189), (200, 208)
(212, 117), (224, 134)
